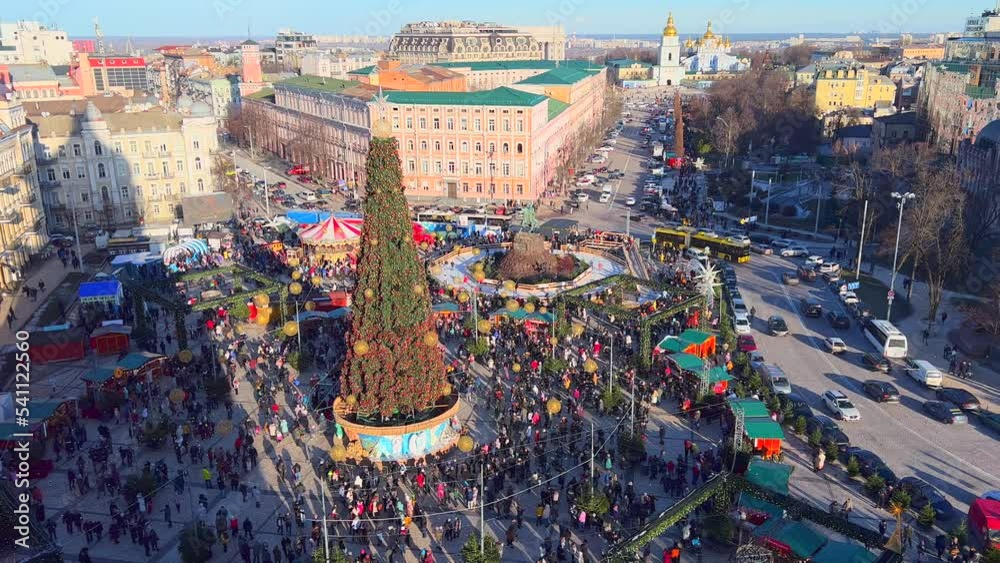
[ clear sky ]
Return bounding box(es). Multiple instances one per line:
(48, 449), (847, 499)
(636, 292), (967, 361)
(8, 0), (993, 38)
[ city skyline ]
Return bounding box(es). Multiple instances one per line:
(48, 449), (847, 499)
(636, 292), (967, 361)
(9, 0), (992, 39)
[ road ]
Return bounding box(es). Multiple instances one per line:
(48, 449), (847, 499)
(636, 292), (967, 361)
(731, 252), (1000, 520)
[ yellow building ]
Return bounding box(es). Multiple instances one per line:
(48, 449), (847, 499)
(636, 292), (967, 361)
(814, 65), (897, 115)
(901, 45), (946, 60)
(0, 94), (47, 291)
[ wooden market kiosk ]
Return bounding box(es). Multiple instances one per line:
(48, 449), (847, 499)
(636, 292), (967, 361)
(729, 398), (785, 460)
(81, 352), (167, 416)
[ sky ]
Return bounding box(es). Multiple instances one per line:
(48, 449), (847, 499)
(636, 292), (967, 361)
(8, 0), (994, 38)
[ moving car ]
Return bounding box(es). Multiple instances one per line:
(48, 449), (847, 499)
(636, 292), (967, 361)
(823, 390), (861, 421)
(781, 245), (809, 257)
(728, 234), (751, 246)
(734, 314), (752, 335)
(863, 380), (900, 403)
(599, 192), (612, 203)
(806, 416), (851, 451)
(805, 255), (825, 268)
(824, 337), (848, 354)
(625, 197), (637, 206)
(898, 477), (955, 521)
(827, 311), (851, 329)
(800, 298), (823, 318)
(822, 270), (842, 283)
(841, 291), (859, 305)
(751, 242), (774, 255)
(818, 262), (841, 274)
(845, 447), (898, 484)
(922, 401), (968, 424)
(771, 238), (794, 249)
(906, 359), (944, 389)
(862, 353), (892, 373)
(767, 315), (789, 336)
(935, 387), (981, 411)
(737, 334), (758, 353)
(781, 272), (800, 285)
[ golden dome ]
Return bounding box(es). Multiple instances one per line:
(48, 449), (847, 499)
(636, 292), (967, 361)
(684, 38), (695, 49)
(663, 12), (678, 37)
(702, 20), (716, 40)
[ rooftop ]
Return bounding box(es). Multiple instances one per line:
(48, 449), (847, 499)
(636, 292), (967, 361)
(244, 87), (275, 101)
(605, 58), (654, 68)
(5, 64), (58, 83)
(515, 67), (600, 85)
(348, 65), (377, 76)
(875, 111), (917, 126)
(274, 74), (378, 99)
(547, 98), (570, 120)
(383, 86), (548, 107)
(432, 59), (598, 72)
(31, 109), (188, 137)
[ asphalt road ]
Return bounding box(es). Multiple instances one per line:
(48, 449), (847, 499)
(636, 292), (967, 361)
(731, 252), (1000, 520)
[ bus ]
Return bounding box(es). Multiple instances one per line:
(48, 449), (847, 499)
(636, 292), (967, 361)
(863, 320), (908, 359)
(653, 227), (750, 264)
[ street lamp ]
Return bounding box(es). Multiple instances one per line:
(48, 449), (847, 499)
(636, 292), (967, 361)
(887, 191), (916, 322)
(716, 116), (733, 169)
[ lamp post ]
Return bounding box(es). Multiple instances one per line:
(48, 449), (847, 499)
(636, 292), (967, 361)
(245, 125), (269, 217)
(887, 192), (916, 322)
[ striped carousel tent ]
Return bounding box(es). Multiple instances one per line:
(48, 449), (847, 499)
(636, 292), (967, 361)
(298, 216), (364, 246)
(162, 238), (211, 264)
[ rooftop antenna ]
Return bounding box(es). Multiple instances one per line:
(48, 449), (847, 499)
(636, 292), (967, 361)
(94, 17), (105, 55)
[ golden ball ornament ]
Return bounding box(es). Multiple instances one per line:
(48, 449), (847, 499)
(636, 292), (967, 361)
(423, 331), (439, 347)
(169, 388), (186, 404)
(549, 336), (559, 346)
(539, 306), (548, 315)
(331, 444), (348, 462)
(178, 349), (194, 364)
(283, 321), (299, 337)
(311, 276), (323, 287)
(473, 247), (481, 255)
(584, 359), (599, 373)
(546, 397), (562, 415)
(353, 341), (371, 356)
(254, 293), (270, 307)
(291, 270), (302, 280)
(420, 242), (429, 251)
(446, 224), (454, 232)
(473, 261), (484, 272)
(524, 302), (536, 313)
(370, 236), (379, 246)
(234, 324), (246, 335)
(458, 292), (470, 303)
(572, 323), (586, 337)
(457, 435), (475, 453)
(503, 280), (516, 292)
(412, 283), (425, 295)
(506, 299), (520, 312)
(512, 363), (522, 373)
(345, 394), (358, 406)
(474, 271), (487, 283)
(288, 257), (300, 267)
(477, 320), (491, 334)
(364, 288), (374, 299)
(216, 420), (234, 435)
(288, 282), (303, 295)
(304, 301), (316, 311)
(442, 383), (453, 397)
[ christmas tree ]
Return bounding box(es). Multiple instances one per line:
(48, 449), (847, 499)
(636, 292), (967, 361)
(341, 103), (448, 418)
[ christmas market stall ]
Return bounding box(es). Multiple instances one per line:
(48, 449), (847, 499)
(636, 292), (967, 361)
(728, 398), (785, 459)
(655, 336), (699, 356)
(162, 238), (212, 270)
(707, 366), (734, 394)
(78, 279), (124, 308)
(811, 540), (878, 563)
(490, 308), (555, 333)
(0, 397), (76, 478)
(737, 458), (794, 525)
(27, 326), (87, 364)
(676, 329), (716, 358)
(89, 324), (132, 356)
(432, 302), (462, 318)
(751, 518), (828, 561)
(116, 351), (167, 383)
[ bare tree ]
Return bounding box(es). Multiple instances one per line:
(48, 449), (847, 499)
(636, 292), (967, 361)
(964, 189), (1000, 253)
(965, 283), (1000, 336)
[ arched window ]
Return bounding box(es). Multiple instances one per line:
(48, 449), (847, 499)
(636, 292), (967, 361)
(197, 178), (204, 192)
(516, 143), (524, 154)
(101, 185), (110, 201)
(94, 141), (103, 155)
(194, 157), (202, 171)
(474, 142), (482, 152)
(502, 143), (510, 153)
(97, 163), (106, 178)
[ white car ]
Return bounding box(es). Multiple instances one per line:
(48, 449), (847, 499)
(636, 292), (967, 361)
(576, 193), (590, 202)
(734, 314), (752, 335)
(605, 137), (618, 144)
(727, 235), (751, 246)
(599, 192), (612, 203)
(840, 291), (859, 305)
(770, 238), (794, 249)
(596, 146), (614, 153)
(625, 197), (637, 206)
(823, 390), (861, 421)
(824, 337), (848, 354)
(818, 262), (841, 274)
(781, 246), (809, 257)
(805, 255), (825, 268)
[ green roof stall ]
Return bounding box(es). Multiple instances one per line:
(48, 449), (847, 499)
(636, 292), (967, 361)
(753, 518), (828, 560)
(668, 352), (704, 372)
(677, 329), (717, 358)
(811, 540), (877, 563)
(744, 458), (794, 495)
(729, 398), (771, 419)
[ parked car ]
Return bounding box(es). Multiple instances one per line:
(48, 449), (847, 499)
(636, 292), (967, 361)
(898, 477), (955, 521)
(935, 387), (981, 411)
(751, 242), (774, 255)
(781, 246), (809, 257)
(862, 353), (892, 373)
(818, 262), (841, 274)
(599, 192), (612, 203)
(781, 272), (800, 285)
(778, 393), (814, 419)
(806, 416), (851, 451)
(767, 315), (789, 336)
(906, 359), (945, 389)
(770, 238), (794, 249)
(734, 314), (752, 335)
(738, 334), (758, 353)
(827, 311), (851, 329)
(845, 447), (898, 484)
(800, 298), (823, 318)
(805, 255), (825, 268)
(576, 193), (590, 202)
(841, 291), (859, 305)
(863, 380), (900, 403)
(824, 337), (848, 354)
(625, 197), (637, 206)
(922, 401), (968, 424)
(823, 390), (861, 421)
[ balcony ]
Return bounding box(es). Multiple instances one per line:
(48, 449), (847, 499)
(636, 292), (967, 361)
(36, 155), (58, 165)
(20, 194), (38, 207)
(40, 179), (61, 189)
(144, 172), (160, 179)
(0, 210), (23, 224)
(12, 162), (34, 177)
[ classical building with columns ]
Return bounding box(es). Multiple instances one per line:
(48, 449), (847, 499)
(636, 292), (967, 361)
(389, 22), (565, 64)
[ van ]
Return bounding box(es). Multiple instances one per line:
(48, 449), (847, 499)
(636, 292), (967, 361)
(760, 364), (792, 395)
(906, 359), (944, 389)
(968, 498), (1000, 550)
(601, 184), (614, 194)
(301, 191), (318, 202)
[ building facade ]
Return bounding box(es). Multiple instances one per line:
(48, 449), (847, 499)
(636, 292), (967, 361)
(0, 93), (47, 291)
(275, 29), (317, 68)
(347, 61), (467, 92)
(72, 55), (149, 97)
(814, 64), (897, 115)
(958, 119), (1000, 195)
(300, 50), (380, 79)
(239, 40), (265, 97)
(0, 64), (84, 101)
(32, 103), (219, 230)
(680, 21), (748, 75)
(655, 14), (684, 86)
(389, 22), (565, 65)
(0, 21), (73, 65)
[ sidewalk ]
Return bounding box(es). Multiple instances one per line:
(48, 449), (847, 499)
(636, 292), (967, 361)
(0, 254), (85, 346)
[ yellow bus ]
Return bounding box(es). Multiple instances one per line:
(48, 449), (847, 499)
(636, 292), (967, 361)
(653, 227), (750, 264)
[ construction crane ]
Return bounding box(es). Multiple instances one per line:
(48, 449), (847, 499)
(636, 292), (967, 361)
(93, 17), (105, 55)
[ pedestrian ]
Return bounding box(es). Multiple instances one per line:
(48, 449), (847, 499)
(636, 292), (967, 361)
(922, 330), (929, 345)
(879, 519), (887, 538)
(162, 504), (172, 528)
(941, 311), (948, 325)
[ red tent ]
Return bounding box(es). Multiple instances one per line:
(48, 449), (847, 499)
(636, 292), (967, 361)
(90, 325), (132, 356)
(28, 328), (87, 364)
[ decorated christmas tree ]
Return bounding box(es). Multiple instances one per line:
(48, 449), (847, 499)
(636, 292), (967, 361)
(341, 96), (448, 418)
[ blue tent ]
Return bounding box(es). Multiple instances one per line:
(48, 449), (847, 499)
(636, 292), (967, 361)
(79, 280), (123, 304)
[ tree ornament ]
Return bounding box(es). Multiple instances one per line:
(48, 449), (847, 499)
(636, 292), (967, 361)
(524, 302), (536, 313)
(423, 331), (439, 347)
(331, 444), (348, 462)
(412, 282), (424, 295)
(477, 320), (491, 334)
(364, 288), (374, 299)
(584, 359), (599, 373)
(512, 363), (522, 373)
(457, 435), (475, 453)
(283, 321), (299, 337)
(550, 336), (559, 346)
(539, 306), (548, 315)
(353, 341), (370, 356)
(254, 293), (270, 308)
(503, 280), (516, 292)
(458, 292), (470, 303)
(572, 323), (586, 337)
(304, 301), (316, 311)
(547, 397), (562, 415)
(177, 349), (194, 364)
(506, 299), (520, 312)
(442, 383), (453, 397)
(346, 394), (358, 406)
(474, 271), (486, 282)
(288, 282), (303, 295)
(291, 270), (302, 280)
(311, 276), (323, 287)
(169, 388), (186, 404)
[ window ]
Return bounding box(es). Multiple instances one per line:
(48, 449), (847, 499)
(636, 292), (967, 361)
(516, 119), (524, 132)
(488, 142), (496, 154)
(144, 141), (152, 154)
(434, 141), (441, 151)
(503, 183), (510, 195)
(475, 183), (483, 193)
(392, 116), (400, 129)
(460, 118), (468, 130)
(461, 141), (469, 152)
(432, 118), (440, 130)
(407, 140), (414, 151)
(503, 119), (510, 132)
(515, 162), (525, 176)
(474, 162), (483, 175)
(97, 163), (107, 178)
(114, 142), (122, 154)
(421, 160), (429, 174)
(72, 144), (81, 157)
(154, 205), (160, 215)
(474, 119), (481, 131)
(197, 178), (204, 192)
(194, 157), (202, 171)
(516, 184), (524, 195)
(129, 141), (137, 153)
(193, 140), (200, 150)
(446, 118), (454, 130)
(80, 192), (88, 202)
(76, 165), (86, 178)
(135, 186), (143, 198)
(462, 162), (470, 174)
(147, 162), (156, 176)
(462, 182), (469, 193)
(84, 211), (92, 221)
(164, 184), (171, 195)
(502, 162), (511, 176)
(132, 163), (140, 175)
(162, 162), (170, 175)
(447, 161), (456, 173)
(502, 143), (510, 153)
(516, 143), (524, 154)
(408, 159), (416, 173)
(58, 145), (66, 157)
(419, 118), (427, 129)
(150, 185), (157, 197)
(61, 167), (70, 180)
(46, 168), (56, 182)
(176, 160), (183, 172)
(179, 183), (186, 193)
(487, 119), (495, 132)
(474, 142), (482, 152)
(434, 161), (443, 173)
(405, 117), (413, 129)
(448, 141), (455, 151)
(121, 186), (129, 199)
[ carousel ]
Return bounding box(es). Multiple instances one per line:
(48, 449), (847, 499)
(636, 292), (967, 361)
(297, 216), (364, 263)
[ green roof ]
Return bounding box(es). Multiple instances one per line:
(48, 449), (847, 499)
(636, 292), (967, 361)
(348, 65), (377, 76)
(384, 86), (547, 107)
(744, 458), (793, 495)
(118, 351), (164, 370)
(657, 336), (695, 353)
(276, 75), (365, 94)
(516, 67), (600, 85)
(244, 87), (274, 101)
(548, 98), (571, 120)
(729, 398), (771, 419)
(82, 368), (117, 383)
(668, 352), (704, 372)
(753, 520), (827, 559)
(812, 540), (877, 563)
(678, 329), (714, 345)
(433, 59), (598, 72)
(738, 492), (785, 519)
(744, 419), (785, 441)
(708, 366), (733, 384)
